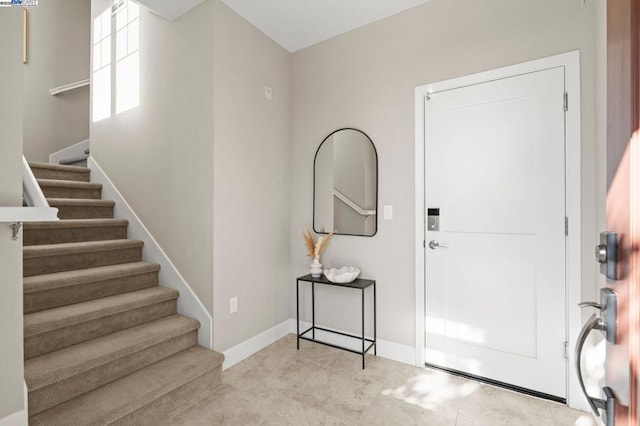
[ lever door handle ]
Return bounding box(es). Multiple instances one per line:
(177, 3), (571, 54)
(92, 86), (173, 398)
(579, 289), (618, 344)
(578, 301), (603, 310)
(428, 240), (448, 250)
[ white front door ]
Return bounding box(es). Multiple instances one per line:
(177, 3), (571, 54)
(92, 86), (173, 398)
(424, 67), (567, 398)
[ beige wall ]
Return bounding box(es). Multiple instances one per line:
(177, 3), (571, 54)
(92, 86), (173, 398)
(212, 1), (291, 351)
(23, 0), (90, 162)
(89, 0), (292, 352)
(290, 0), (601, 348)
(90, 0), (215, 314)
(0, 9), (26, 419)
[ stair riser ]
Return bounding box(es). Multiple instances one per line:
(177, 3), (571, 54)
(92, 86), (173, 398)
(24, 246), (142, 277)
(23, 225), (128, 246)
(24, 270), (159, 314)
(41, 186), (101, 200)
(28, 331), (198, 416)
(25, 300), (177, 359)
(160, 374), (225, 423)
(112, 369), (222, 426)
(52, 204), (114, 219)
(31, 169), (90, 182)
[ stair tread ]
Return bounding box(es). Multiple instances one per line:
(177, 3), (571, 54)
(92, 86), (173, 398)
(29, 162), (90, 173)
(24, 262), (160, 294)
(24, 239), (144, 259)
(37, 179), (102, 189)
(24, 286), (179, 337)
(47, 198), (114, 206)
(24, 218), (128, 229)
(29, 346), (222, 426)
(25, 315), (202, 391)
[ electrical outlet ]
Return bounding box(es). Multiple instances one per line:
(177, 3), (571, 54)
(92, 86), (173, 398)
(265, 86), (273, 101)
(230, 297), (238, 314)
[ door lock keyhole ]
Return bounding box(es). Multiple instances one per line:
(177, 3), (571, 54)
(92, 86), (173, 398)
(595, 244), (607, 264)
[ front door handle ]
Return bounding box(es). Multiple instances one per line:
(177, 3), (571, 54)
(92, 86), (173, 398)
(575, 313), (616, 425)
(578, 288), (618, 344)
(428, 240), (448, 250)
(578, 301), (603, 310)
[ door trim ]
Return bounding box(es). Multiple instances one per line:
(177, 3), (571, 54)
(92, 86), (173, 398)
(414, 51), (583, 409)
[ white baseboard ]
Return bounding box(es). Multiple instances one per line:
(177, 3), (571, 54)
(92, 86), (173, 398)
(221, 318), (417, 371)
(377, 338), (417, 366)
(87, 157), (213, 349)
(0, 410), (26, 426)
(222, 319), (291, 370)
(0, 383), (28, 426)
(291, 320), (416, 366)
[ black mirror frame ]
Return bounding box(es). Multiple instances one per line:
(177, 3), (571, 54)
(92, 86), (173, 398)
(312, 128), (378, 237)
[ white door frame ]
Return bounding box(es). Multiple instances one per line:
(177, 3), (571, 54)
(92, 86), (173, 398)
(414, 50), (583, 409)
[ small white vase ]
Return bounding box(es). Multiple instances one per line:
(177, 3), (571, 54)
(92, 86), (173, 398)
(310, 257), (323, 277)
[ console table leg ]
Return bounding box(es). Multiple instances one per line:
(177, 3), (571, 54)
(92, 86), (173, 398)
(312, 282), (316, 339)
(362, 288), (365, 369)
(373, 282), (377, 356)
(296, 279), (300, 350)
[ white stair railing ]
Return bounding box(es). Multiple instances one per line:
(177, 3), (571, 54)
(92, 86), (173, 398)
(0, 156), (59, 239)
(22, 155), (48, 208)
(49, 78), (90, 96)
(333, 189), (376, 216)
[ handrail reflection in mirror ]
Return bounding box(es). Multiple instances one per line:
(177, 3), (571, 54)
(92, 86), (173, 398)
(333, 189), (376, 216)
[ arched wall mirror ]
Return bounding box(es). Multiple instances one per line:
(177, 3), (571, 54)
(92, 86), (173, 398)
(313, 128), (378, 237)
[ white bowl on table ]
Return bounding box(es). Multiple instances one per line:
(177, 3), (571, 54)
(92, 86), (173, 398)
(323, 266), (360, 283)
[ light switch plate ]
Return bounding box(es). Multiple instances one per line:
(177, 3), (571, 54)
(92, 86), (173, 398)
(384, 205), (393, 220)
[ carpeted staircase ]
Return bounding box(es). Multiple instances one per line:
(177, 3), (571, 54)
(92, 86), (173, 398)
(23, 161), (223, 426)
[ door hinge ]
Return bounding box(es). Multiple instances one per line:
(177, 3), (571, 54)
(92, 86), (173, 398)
(563, 92), (568, 111)
(565, 217), (569, 236)
(564, 341), (569, 359)
(423, 240), (426, 248)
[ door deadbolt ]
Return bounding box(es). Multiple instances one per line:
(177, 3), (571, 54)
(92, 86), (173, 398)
(596, 232), (618, 281)
(595, 244), (607, 264)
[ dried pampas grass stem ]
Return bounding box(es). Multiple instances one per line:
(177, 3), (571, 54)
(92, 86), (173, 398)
(319, 232), (333, 254)
(302, 229), (334, 259)
(303, 229), (315, 258)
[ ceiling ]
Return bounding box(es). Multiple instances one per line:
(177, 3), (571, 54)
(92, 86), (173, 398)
(220, 0), (432, 52)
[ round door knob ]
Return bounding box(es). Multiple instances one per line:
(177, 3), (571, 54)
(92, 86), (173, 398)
(595, 244), (607, 264)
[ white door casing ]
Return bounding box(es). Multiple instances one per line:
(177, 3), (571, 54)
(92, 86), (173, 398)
(414, 51), (584, 409)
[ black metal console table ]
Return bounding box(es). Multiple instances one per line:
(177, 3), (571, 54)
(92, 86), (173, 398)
(296, 273), (376, 369)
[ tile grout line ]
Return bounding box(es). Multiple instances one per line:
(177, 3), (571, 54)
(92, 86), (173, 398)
(354, 358), (403, 425)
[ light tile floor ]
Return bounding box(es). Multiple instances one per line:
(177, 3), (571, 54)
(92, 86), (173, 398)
(170, 334), (596, 425)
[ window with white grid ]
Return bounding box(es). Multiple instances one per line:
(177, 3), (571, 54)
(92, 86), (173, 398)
(92, 8), (111, 122)
(115, 0), (140, 114)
